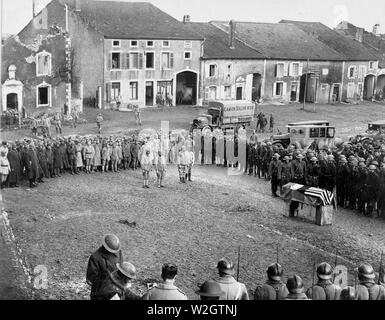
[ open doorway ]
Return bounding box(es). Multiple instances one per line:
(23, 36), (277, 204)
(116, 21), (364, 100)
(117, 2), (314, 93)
(251, 73), (262, 101)
(146, 81), (154, 106)
(299, 73), (318, 103)
(176, 71), (197, 105)
(6, 93), (18, 110)
(364, 74), (375, 100)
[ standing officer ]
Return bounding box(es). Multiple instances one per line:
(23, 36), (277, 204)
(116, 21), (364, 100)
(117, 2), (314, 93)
(305, 157), (320, 187)
(86, 234), (123, 301)
(143, 264), (187, 300)
(268, 153), (282, 197)
(306, 262), (341, 300)
(214, 258), (249, 300)
(356, 263), (385, 300)
(254, 263), (289, 300)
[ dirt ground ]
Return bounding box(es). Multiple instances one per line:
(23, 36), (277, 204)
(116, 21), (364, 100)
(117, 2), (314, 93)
(1, 101), (385, 300)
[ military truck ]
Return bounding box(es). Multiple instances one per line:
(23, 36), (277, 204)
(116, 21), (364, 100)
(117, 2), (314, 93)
(190, 100), (255, 133)
(271, 120), (336, 150)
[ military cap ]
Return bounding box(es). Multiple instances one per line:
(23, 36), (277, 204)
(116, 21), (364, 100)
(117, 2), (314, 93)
(286, 275), (305, 294)
(358, 263), (375, 279)
(217, 258), (235, 275)
(117, 262), (137, 279)
(316, 262), (333, 280)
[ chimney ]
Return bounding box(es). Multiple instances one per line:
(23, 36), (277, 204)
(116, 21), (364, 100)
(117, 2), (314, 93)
(355, 28), (364, 42)
(183, 15), (190, 24)
(75, 0), (81, 12)
(373, 24), (380, 36)
(32, 0), (36, 18)
(229, 20), (236, 49)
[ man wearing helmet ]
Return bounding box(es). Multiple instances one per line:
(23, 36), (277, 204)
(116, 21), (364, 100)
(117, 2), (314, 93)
(95, 261), (141, 300)
(268, 153), (282, 197)
(356, 263), (385, 300)
(254, 263), (289, 300)
(336, 157), (350, 207)
(305, 156), (319, 187)
(340, 286), (357, 300)
(362, 165), (379, 216)
(285, 275), (310, 300)
(278, 156), (292, 194)
(214, 258), (249, 300)
(306, 262), (342, 300)
(86, 234), (123, 300)
(196, 280), (224, 300)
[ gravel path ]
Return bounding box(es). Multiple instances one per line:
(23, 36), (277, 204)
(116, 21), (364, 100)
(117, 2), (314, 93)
(2, 165), (384, 300)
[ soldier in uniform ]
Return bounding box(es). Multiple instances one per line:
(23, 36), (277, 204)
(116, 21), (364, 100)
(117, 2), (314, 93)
(25, 143), (39, 188)
(363, 165), (380, 216)
(254, 263), (289, 300)
(278, 156), (292, 194)
(336, 157), (350, 207)
(290, 153), (306, 185)
(357, 162), (368, 214)
(268, 153), (282, 197)
(340, 286), (357, 300)
(356, 263), (385, 300)
(96, 113), (104, 135)
(122, 139), (132, 170)
(214, 258), (249, 300)
(378, 163), (385, 217)
(67, 141), (77, 175)
(285, 275), (310, 300)
(305, 157), (319, 187)
(86, 234), (123, 301)
(143, 264), (187, 300)
(7, 144), (21, 188)
(263, 143), (274, 181)
(319, 154), (337, 192)
(177, 146), (189, 184)
(196, 280), (224, 300)
(347, 158), (359, 209)
(130, 140), (140, 170)
(306, 262), (342, 300)
(93, 261), (140, 300)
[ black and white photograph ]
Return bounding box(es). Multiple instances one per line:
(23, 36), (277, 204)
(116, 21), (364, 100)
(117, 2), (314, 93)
(0, 0), (385, 312)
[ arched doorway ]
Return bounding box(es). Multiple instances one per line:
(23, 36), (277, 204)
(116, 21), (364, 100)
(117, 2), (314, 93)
(376, 74), (385, 99)
(299, 73), (318, 103)
(176, 71), (197, 105)
(251, 73), (262, 101)
(6, 93), (18, 110)
(364, 74), (375, 100)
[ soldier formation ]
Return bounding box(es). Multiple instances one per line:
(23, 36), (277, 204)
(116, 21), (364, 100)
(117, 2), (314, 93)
(86, 234), (385, 300)
(0, 129), (196, 189)
(246, 133), (385, 217)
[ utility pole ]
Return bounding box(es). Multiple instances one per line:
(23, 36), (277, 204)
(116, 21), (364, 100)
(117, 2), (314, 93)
(303, 58), (309, 110)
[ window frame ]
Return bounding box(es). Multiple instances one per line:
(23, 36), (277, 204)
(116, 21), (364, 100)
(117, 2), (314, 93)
(129, 81), (139, 101)
(110, 81), (121, 101)
(291, 62), (300, 77)
(275, 81), (284, 96)
(224, 85), (232, 99)
(184, 51), (192, 60)
(36, 50), (52, 77)
(161, 51), (172, 70)
(130, 40), (138, 47)
(128, 51), (140, 70)
(146, 40), (154, 48)
(208, 64), (217, 78)
(162, 40), (170, 48)
(369, 61), (376, 69)
(112, 40), (121, 48)
(347, 66), (356, 79)
(276, 62), (285, 78)
(111, 51), (122, 70)
(36, 82), (52, 108)
(145, 51), (155, 70)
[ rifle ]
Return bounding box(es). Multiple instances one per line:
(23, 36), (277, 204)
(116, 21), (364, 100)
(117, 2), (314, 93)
(332, 249), (338, 283)
(379, 251), (384, 285)
(312, 262), (316, 300)
(276, 244), (279, 265)
(236, 246), (241, 282)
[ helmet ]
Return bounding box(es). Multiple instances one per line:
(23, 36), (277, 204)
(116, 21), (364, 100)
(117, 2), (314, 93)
(371, 161), (379, 166)
(368, 165), (377, 171)
(283, 156), (290, 161)
(195, 280), (224, 297)
(358, 263), (375, 279)
(358, 162), (366, 168)
(327, 155), (335, 161)
(311, 157), (318, 162)
(273, 153), (280, 159)
(266, 263), (283, 281)
(286, 275), (304, 294)
(102, 234), (121, 254)
(217, 258), (235, 275)
(340, 286), (356, 300)
(117, 262), (137, 279)
(316, 262), (333, 280)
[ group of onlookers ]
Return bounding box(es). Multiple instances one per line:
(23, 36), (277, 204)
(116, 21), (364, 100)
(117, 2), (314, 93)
(86, 234), (385, 300)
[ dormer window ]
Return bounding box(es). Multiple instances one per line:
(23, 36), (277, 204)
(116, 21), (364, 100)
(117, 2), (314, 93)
(36, 51), (52, 76)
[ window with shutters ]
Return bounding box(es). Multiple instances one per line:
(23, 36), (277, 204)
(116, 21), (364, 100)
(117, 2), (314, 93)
(129, 53), (139, 69)
(358, 65), (366, 79)
(111, 52), (121, 69)
(348, 66), (356, 79)
(146, 52), (155, 69)
(276, 63), (284, 78)
(291, 63), (300, 77)
(161, 52), (173, 69)
(36, 51), (51, 76)
(209, 64), (217, 78)
(129, 82), (138, 100)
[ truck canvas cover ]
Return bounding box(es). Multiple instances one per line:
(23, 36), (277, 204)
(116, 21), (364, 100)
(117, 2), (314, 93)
(208, 100), (255, 118)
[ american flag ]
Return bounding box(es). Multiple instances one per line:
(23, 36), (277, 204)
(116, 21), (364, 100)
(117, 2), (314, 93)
(304, 187), (334, 206)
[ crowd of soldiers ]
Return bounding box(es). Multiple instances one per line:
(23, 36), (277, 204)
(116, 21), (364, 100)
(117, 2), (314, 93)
(0, 130), (195, 189)
(86, 234), (385, 300)
(245, 131), (385, 217)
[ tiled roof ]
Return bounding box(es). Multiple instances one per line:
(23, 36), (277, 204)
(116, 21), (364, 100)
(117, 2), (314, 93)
(280, 20), (379, 61)
(184, 22), (263, 59)
(210, 21), (345, 61)
(60, 0), (203, 40)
